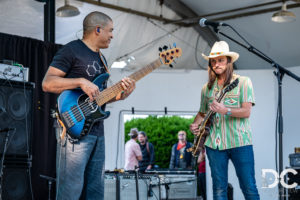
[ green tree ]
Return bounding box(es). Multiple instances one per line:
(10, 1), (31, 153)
(124, 115), (195, 168)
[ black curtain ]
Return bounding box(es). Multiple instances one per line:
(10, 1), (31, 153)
(0, 32), (62, 199)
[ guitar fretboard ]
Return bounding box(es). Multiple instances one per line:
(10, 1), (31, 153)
(95, 59), (162, 106)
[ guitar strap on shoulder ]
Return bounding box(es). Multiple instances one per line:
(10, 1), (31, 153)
(99, 51), (110, 74)
(146, 142), (150, 154)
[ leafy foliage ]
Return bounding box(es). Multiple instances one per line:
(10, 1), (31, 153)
(124, 115), (195, 168)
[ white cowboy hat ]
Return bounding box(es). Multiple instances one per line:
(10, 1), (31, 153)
(202, 41), (239, 63)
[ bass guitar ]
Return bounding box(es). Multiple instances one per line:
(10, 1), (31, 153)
(187, 78), (239, 157)
(57, 46), (182, 139)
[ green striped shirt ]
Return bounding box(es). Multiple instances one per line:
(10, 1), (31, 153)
(199, 74), (255, 150)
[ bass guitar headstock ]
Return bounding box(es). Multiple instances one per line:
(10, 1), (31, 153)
(159, 44), (182, 67)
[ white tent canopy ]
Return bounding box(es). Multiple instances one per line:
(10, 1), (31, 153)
(0, 0), (210, 70)
(1, 0), (300, 70)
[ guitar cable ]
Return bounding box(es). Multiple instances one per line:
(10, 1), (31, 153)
(55, 123), (66, 200)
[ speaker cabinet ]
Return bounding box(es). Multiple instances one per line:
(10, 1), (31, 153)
(1, 162), (33, 200)
(0, 81), (34, 158)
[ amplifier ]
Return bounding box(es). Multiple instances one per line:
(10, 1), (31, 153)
(104, 172), (160, 200)
(0, 63), (29, 82)
(119, 174), (160, 200)
(160, 174), (197, 200)
(104, 173), (118, 200)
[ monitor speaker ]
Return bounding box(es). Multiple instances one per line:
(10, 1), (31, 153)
(0, 81), (34, 158)
(1, 162), (33, 200)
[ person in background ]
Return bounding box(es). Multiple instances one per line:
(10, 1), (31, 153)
(124, 128), (142, 170)
(138, 131), (155, 172)
(169, 130), (193, 169)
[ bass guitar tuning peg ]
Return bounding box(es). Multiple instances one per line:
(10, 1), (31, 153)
(163, 45), (168, 50)
(158, 47), (162, 52)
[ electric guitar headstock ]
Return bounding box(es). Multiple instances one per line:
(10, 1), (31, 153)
(159, 44), (182, 67)
(223, 78), (239, 94)
(216, 78), (239, 102)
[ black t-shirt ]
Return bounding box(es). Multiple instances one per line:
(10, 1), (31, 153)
(138, 142), (155, 171)
(50, 39), (108, 137)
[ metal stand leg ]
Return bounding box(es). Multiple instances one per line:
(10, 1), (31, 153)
(134, 166), (140, 200)
(40, 174), (56, 200)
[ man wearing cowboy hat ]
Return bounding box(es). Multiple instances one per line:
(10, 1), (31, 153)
(190, 41), (260, 199)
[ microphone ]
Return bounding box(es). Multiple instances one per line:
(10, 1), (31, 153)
(199, 18), (228, 28)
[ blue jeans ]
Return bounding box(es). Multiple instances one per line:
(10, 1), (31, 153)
(56, 134), (105, 200)
(206, 145), (260, 200)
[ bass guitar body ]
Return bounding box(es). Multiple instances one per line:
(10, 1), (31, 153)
(57, 73), (110, 139)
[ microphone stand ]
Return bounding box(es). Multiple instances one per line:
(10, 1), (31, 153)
(40, 174), (56, 200)
(134, 166), (140, 200)
(147, 174), (161, 199)
(213, 26), (300, 200)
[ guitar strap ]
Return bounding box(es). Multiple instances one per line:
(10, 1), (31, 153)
(99, 51), (110, 74)
(99, 51), (125, 100)
(146, 142), (150, 155)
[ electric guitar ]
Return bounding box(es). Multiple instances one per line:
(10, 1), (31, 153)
(57, 46), (182, 139)
(187, 78), (239, 157)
